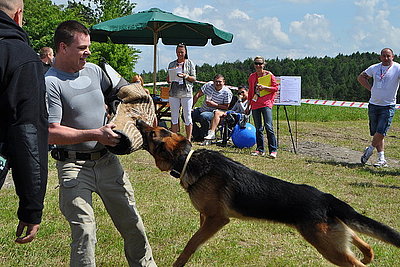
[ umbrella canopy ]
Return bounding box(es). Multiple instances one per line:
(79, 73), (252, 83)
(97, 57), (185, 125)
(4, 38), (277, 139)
(90, 8), (233, 91)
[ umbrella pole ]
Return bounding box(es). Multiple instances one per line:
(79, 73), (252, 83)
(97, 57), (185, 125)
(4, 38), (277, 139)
(153, 32), (158, 94)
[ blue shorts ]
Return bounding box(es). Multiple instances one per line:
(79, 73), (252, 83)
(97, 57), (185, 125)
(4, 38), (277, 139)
(368, 103), (396, 136)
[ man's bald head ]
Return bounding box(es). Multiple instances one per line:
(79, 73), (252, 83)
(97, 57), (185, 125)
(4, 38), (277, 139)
(0, 0), (23, 26)
(0, 0), (23, 15)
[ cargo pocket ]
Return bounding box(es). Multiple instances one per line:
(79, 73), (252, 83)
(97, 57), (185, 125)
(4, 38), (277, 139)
(57, 161), (82, 188)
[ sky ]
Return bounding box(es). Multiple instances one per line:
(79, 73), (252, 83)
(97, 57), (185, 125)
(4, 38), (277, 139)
(52, 0), (400, 74)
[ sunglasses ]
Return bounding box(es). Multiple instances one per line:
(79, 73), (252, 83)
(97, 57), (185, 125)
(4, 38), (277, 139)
(238, 91), (245, 95)
(254, 62), (264, 66)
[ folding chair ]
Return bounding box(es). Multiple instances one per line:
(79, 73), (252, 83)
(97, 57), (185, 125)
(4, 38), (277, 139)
(216, 112), (249, 147)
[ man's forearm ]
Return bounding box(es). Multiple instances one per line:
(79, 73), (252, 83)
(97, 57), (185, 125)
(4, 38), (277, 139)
(216, 103), (229, 110)
(48, 124), (100, 145)
(357, 73), (372, 91)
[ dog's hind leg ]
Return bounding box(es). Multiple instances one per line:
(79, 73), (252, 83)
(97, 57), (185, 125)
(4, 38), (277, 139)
(352, 233), (374, 264)
(173, 216), (230, 267)
(297, 220), (367, 267)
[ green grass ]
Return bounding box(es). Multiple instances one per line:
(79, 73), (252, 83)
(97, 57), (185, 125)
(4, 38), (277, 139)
(1, 105), (399, 266)
(277, 103), (368, 122)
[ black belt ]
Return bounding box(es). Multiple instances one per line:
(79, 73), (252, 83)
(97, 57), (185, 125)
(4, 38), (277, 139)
(51, 148), (108, 161)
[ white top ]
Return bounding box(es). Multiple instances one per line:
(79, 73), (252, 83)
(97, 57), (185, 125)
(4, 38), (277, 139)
(364, 62), (400, 106)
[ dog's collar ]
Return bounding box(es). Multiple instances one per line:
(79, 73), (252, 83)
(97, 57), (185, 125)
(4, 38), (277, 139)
(170, 150), (194, 179)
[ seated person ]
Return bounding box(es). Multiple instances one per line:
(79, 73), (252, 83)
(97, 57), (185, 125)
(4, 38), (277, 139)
(192, 74), (233, 141)
(203, 86), (249, 141)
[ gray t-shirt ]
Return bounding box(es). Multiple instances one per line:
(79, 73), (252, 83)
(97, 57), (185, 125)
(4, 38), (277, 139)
(45, 62), (111, 151)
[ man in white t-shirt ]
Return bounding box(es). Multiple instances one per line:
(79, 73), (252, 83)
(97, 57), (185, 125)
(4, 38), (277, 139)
(357, 48), (400, 167)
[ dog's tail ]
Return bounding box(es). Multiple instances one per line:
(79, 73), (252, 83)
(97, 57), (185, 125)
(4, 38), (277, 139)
(327, 194), (400, 247)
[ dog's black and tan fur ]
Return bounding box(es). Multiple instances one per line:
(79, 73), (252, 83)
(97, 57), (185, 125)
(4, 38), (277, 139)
(136, 120), (400, 267)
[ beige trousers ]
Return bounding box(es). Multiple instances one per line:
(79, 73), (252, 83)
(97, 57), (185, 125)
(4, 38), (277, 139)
(57, 152), (157, 267)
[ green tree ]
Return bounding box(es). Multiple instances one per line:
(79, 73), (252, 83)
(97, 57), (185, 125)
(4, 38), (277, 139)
(67, 0), (139, 79)
(65, 1), (96, 25)
(88, 42), (139, 79)
(24, 0), (141, 80)
(24, 0), (80, 51)
(91, 0), (136, 22)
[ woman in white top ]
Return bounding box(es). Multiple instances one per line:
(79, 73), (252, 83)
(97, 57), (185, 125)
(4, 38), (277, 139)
(167, 43), (196, 141)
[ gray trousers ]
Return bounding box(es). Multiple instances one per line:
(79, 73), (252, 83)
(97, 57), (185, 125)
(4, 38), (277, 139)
(57, 152), (157, 267)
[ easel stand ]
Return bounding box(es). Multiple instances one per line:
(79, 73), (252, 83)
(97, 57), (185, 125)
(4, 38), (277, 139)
(276, 105), (297, 154)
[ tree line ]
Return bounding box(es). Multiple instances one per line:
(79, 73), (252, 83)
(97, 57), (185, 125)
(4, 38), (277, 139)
(142, 52), (394, 102)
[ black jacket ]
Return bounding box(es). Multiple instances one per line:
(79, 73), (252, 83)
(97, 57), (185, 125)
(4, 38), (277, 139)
(0, 10), (48, 224)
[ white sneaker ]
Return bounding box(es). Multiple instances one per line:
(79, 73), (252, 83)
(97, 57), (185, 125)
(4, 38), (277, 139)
(373, 159), (388, 168)
(268, 152), (277, 159)
(204, 130), (216, 140)
(251, 151), (265, 156)
(361, 146), (373, 164)
(200, 139), (212, 146)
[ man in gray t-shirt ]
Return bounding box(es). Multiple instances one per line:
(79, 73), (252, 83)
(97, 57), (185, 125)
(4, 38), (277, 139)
(45, 20), (157, 267)
(46, 62), (111, 151)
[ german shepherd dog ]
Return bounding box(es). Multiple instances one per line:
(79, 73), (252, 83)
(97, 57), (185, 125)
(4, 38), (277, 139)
(136, 120), (400, 267)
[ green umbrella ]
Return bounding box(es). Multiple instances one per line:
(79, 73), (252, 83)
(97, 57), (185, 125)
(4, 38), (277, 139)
(90, 8), (233, 92)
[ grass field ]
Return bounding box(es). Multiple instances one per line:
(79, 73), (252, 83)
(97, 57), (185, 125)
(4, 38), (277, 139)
(0, 104), (399, 266)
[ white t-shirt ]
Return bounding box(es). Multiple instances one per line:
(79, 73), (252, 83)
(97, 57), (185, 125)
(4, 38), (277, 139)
(364, 62), (400, 106)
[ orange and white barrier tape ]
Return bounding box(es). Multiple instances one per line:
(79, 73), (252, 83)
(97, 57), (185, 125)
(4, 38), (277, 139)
(301, 99), (400, 109)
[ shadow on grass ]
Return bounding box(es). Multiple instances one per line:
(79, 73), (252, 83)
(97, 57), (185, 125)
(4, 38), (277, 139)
(306, 159), (400, 175)
(349, 182), (400, 190)
(305, 159), (363, 169)
(305, 159), (400, 190)
(361, 166), (400, 177)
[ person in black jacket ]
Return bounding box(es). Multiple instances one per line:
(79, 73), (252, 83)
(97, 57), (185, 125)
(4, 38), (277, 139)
(39, 46), (54, 74)
(0, 0), (48, 244)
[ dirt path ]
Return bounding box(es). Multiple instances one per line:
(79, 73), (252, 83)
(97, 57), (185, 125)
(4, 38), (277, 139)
(291, 140), (400, 168)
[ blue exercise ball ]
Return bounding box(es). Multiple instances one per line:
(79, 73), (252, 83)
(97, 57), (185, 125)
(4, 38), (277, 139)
(231, 123), (256, 148)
